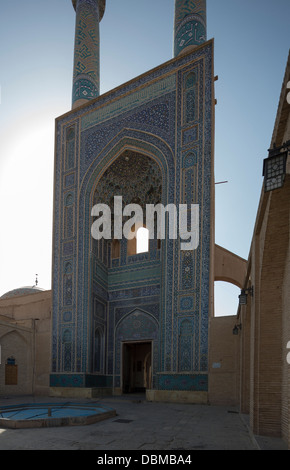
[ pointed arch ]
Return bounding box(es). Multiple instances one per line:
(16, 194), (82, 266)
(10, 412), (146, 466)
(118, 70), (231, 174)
(0, 328), (31, 345)
(75, 130), (174, 372)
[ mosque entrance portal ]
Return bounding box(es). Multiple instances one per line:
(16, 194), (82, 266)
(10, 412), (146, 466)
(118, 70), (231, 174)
(122, 342), (152, 393)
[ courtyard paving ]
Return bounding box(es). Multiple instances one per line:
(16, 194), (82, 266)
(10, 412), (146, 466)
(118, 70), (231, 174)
(0, 394), (287, 451)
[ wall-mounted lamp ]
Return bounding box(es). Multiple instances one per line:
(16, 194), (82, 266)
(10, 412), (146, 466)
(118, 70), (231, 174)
(263, 141), (289, 192)
(233, 324), (242, 335)
(239, 286), (254, 306)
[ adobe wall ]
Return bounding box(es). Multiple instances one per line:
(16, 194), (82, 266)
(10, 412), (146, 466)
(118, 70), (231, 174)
(0, 291), (51, 396)
(209, 315), (240, 406)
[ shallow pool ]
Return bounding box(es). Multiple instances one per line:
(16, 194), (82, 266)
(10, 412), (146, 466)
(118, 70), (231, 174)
(0, 402), (116, 428)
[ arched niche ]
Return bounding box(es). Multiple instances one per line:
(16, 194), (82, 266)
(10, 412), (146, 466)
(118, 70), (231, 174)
(91, 149), (162, 264)
(114, 309), (159, 387)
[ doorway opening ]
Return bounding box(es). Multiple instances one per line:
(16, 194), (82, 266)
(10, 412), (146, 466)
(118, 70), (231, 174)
(122, 341), (152, 393)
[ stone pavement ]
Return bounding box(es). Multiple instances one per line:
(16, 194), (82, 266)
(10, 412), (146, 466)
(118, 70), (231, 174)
(0, 394), (287, 451)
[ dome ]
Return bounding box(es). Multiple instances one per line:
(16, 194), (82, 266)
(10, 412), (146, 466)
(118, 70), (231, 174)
(0, 286), (45, 300)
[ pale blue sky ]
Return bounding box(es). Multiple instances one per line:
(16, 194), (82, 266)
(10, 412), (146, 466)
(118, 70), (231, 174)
(0, 0), (289, 314)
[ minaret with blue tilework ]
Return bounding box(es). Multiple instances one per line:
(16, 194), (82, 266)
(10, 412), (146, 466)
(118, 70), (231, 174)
(71, 0), (106, 109)
(174, 0), (207, 57)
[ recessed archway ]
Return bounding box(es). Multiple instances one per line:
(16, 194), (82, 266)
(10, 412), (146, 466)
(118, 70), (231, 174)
(122, 341), (152, 393)
(92, 149), (162, 263)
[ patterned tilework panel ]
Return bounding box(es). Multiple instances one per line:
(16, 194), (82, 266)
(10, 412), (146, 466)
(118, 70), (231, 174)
(50, 373), (84, 388)
(51, 42), (213, 391)
(157, 373), (208, 391)
(50, 374), (113, 388)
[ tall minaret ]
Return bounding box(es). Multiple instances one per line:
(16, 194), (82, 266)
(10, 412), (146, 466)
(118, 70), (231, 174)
(71, 0), (106, 109)
(174, 0), (207, 57)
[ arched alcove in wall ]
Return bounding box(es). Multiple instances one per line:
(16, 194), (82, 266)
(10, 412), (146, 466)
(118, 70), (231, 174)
(91, 149), (162, 263)
(0, 329), (32, 393)
(115, 309), (159, 392)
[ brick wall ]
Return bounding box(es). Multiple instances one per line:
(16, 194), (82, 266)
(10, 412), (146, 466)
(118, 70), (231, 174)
(243, 177), (290, 438)
(209, 315), (240, 406)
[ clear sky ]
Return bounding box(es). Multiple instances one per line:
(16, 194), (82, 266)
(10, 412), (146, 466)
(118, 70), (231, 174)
(0, 0), (289, 315)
